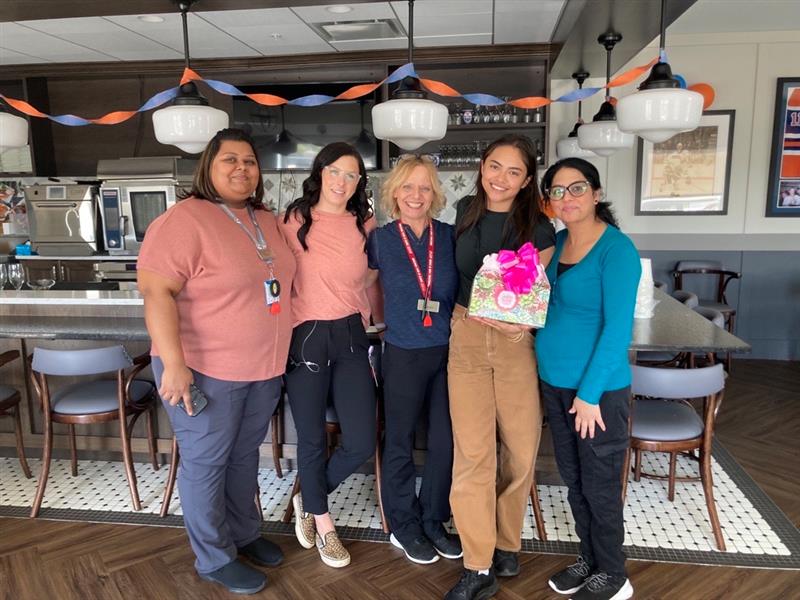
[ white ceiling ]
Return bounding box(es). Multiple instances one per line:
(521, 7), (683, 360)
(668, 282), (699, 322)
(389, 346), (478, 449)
(670, 0), (800, 34)
(0, 0), (568, 66)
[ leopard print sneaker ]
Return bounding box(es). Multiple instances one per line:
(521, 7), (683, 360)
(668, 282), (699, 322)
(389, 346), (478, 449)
(292, 494), (315, 549)
(315, 531), (350, 568)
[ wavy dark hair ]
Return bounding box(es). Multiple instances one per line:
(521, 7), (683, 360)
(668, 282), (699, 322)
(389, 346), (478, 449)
(178, 128), (266, 209)
(540, 157), (619, 228)
(283, 142), (371, 251)
(455, 134), (548, 247)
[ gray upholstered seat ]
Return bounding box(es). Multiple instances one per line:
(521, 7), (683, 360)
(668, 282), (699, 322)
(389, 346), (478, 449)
(0, 384), (16, 403)
(52, 380), (155, 415)
(631, 399), (704, 441)
(670, 289), (699, 308)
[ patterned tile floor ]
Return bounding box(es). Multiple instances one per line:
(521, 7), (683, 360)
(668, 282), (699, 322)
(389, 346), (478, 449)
(1, 442), (798, 570)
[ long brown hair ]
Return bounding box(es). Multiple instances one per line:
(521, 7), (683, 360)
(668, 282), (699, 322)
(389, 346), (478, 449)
(455, 134), (546, 247)
(178, 128), (266, 209)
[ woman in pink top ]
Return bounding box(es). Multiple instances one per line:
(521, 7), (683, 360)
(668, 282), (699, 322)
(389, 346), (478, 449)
(280, 142), (379, 569)
(138, 129), (295, 595)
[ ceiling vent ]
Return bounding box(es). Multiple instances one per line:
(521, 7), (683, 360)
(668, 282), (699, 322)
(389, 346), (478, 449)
(309, 18), (405, 43)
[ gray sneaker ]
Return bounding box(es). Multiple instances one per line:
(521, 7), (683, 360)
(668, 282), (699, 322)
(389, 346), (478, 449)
(548, 555), (593, 595)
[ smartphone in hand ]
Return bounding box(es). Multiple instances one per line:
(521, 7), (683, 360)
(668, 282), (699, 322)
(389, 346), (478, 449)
(177, 384), (209, 417)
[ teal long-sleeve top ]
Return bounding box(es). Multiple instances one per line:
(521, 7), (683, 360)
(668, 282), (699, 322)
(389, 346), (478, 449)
(536, 225), (641, 405)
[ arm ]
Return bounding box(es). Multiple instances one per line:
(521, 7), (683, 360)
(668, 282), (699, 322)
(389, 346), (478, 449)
(137, 269), (195, 414)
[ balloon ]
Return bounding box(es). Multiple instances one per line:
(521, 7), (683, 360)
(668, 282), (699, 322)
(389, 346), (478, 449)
(689, 83), (715, 110)
(673, 74), (687, 89)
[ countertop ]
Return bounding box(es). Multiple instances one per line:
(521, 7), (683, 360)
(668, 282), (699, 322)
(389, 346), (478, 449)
(14, 255), (138, 261)
(0, 289), (142, 306)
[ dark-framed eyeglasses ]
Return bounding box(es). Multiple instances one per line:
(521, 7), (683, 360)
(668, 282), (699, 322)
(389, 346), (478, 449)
(547, 180), (591, 201)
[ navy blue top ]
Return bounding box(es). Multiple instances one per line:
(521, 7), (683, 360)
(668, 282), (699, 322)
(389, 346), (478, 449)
(367, 220), (458, 350)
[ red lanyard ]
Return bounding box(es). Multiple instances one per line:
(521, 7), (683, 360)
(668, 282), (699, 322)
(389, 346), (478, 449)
(397, 220), (434, 327)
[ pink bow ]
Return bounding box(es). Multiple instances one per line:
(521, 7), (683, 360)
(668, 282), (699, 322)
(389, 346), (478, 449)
(497, 242), (540, 294)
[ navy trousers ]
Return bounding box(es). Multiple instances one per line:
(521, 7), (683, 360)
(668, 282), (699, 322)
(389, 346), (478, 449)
(380, 342), (453, 538)
(153, 357), (281, 574)
(285, 315), (377, 515)
(542, 381), (630, 577)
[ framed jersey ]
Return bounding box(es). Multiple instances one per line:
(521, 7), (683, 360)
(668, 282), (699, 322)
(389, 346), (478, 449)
(766, 77), (800, 217)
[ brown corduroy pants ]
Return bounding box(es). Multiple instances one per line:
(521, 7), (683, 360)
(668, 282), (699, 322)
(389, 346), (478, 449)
(447, 304), (542, 571)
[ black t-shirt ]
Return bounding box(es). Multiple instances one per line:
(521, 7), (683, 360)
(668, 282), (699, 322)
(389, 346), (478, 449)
(454, 195), (556, 306)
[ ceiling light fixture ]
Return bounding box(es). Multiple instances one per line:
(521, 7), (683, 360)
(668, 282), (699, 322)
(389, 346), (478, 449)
(616, 0), (703, 143)
(577, 32), (634, 157)
(371, 0), (447, 151)
(0, 100), (28, 150)
(272, 105), (297, 156)
(556, 71), (597, 160)
(152, 0), (228, 154)
(137, 15), (165, 23)
(326, 5), (353, 14)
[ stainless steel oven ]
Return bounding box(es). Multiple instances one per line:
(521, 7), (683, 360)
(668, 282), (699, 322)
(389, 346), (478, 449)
(97, 157), (196, 255)
(26, 184), (101, 256)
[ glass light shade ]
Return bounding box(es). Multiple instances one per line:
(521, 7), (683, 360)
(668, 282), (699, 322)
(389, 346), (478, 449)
(372, 98), (448, 151)
(556, 134), (596, 159)
(617, 88), (704, 143)
(0, 112), (29, 149)
(152, 104), (229, 154)
(576, 120), (634, 157)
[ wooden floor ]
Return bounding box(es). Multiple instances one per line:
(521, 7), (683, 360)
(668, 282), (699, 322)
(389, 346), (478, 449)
(1, 359), (797, 600)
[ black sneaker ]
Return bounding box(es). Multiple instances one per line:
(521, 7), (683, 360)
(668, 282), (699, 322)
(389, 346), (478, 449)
(390, 532), (440, 564)
(444, 569), (499, 600)
(572, 572), (633, 600)
(548, 555), (592, 595)
(198, 559), (267, 595)
(492, 549), (519, 577)
(424, 522), (463, 559)
(238, 536), (284, 567)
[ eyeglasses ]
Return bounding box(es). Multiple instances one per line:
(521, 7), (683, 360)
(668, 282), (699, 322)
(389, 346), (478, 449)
(324, 165), (361, 183)
(547, 180), (591, 201)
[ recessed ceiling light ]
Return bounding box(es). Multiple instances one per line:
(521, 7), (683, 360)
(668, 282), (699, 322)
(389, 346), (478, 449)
(326, 5), (353, 14)
(270, 33), (283, 40)
(138, 15), (165, 23)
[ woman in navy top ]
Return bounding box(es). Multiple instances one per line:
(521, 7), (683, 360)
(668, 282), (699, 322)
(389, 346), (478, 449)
(367, 155), (461, 566)
(537, 158), (640, 600)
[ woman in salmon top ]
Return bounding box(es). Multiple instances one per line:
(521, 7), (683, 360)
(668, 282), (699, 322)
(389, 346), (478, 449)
(279, 142), (380, 569)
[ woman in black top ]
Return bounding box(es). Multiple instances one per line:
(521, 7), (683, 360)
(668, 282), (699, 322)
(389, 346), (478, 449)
(445, 135), (555, 600)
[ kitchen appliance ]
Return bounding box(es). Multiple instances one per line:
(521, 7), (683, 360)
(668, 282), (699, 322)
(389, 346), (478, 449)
(97, 156), (196, 255)
(26, 183), (101, 256)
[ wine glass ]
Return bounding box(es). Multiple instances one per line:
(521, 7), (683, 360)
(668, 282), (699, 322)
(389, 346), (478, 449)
(28, 265), (57, 290)
(0, 264), (7, 289)
(8, 264), (25, 290)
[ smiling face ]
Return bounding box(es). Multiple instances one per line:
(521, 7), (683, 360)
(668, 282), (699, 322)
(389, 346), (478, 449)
(394, 165), (434, 225)
(210, 140), (259, 206)
(317, 154), (360, 213)
(547, 166), (601, 225)
(480, 144), (532, 211)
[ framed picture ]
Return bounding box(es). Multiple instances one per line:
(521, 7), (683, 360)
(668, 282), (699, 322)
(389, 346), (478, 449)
(765, 77), (800, 217)
(635, 110), (735, 215)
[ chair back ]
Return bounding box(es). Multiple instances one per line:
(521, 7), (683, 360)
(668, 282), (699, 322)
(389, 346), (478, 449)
(675, 260), (722, 272)
(654, 280), (668, 292)
(671, 289), (699, 308)
(32, 345), (132, 376)
(631, 364), (725, 400)
(693, 306), (725, 328)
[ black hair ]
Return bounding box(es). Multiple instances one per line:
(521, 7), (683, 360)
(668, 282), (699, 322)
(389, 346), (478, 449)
(283, 142), (371, 251)
(540, 157), (619, 228)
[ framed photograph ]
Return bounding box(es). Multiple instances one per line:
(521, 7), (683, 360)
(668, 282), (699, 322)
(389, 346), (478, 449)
(765, 77), (800, 217)
(635, 110), (735, 215)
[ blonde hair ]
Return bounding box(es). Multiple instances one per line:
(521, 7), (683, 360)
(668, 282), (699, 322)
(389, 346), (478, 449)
(380, 155), (446, 220)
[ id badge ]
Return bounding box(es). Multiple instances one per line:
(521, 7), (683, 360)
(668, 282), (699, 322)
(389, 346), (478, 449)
(264, 279), (281, 306)
(416, 299), (441, 313)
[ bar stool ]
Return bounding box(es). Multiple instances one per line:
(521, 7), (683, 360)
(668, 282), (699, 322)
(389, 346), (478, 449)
(29, 345), (159, 518)
(622, 364), (727, 550)
(0, 350), (31, 479)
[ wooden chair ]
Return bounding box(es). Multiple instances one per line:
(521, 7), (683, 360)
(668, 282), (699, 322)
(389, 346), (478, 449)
(673, 260), (741, 370)
(160, 401), (283, 518)
(29, 345), (159, 518)
(654, 280), (668, 292)
(282, 344), (388, 533)
(0, 350), (32, 479)
(622, 364), (727, 550)
(689, 306), (725, 368)
(529, 473), (548, 541)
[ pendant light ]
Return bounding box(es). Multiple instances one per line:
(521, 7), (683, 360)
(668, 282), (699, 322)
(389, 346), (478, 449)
(0, 100), (29, 149)
(555, 72), (597, 159)
(577, 33), (634, 157)
(616, 0), (703, 143)
(272, 105), (297, 156)
(371, 0), (448, 151)
(152, 0), (229, 154)
(353, 99), (375, 156)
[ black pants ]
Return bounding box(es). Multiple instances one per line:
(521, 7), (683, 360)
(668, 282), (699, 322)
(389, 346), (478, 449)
(542, 381), (630, 577)
(285, 314), (377, 515)
(381, 343), (453, 539)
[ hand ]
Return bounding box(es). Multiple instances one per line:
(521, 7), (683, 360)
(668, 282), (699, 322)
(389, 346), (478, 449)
(569, 396), (606, 439)
(158, 364), (195, 415)
(469, 315), (531, 337)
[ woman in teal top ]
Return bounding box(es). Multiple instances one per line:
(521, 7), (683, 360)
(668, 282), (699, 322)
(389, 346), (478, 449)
(536, 158), (639, 600)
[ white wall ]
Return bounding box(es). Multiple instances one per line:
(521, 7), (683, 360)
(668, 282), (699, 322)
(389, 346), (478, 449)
(548, 29), (800, 249)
